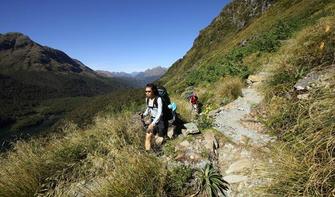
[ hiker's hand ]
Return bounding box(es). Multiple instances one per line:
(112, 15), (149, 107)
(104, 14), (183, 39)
(148, 123), (154, 131)
(138, 112), (143, 116)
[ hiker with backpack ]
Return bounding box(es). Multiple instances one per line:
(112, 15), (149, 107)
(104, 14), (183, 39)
(189, 92), (199, 113)
(141, 83), (170, 151)
(168, 102), (186, 138)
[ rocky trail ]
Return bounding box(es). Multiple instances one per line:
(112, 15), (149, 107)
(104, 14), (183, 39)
(211, 72), (275, 196)
(161, 71), (276, 196)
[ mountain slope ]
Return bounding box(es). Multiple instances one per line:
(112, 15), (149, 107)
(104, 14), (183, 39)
(0, 32), (130, 96)
(158, 0), (335, 196)
(0, 33), (94, 74)
(160, 0), (273, 90)
(0, 32), (132, 139)
(160, 0), (333, 94)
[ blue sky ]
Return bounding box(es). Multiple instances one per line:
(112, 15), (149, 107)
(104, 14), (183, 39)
(2, 0), (229, 72)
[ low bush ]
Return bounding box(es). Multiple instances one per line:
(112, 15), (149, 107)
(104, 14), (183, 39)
(164, 165), (193, 196)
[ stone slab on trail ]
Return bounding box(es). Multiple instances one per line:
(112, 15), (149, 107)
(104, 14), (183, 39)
(182, 122), (200, 135)
(213, 87), (274, 146)
(223, 175), (248, 183)
(225, 159), (252, 174)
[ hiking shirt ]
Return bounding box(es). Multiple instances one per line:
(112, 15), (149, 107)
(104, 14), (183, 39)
(190, 95), (198, 104)
(143, 97), (163, 125)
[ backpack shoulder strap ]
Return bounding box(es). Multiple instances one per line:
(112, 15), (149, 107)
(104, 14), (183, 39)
(154, 97), (158, 108)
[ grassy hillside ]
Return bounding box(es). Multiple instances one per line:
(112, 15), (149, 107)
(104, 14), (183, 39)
(161, 0), (334, 104)
(258, 16), (335, 196)
(160, 0), (335, 196)
(0, 97), (194, 196)
(0, 0), (334, 196)
(0, 88), (144, 150)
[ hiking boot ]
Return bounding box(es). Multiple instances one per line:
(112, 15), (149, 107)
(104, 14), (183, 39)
(155, 136), (165, 145)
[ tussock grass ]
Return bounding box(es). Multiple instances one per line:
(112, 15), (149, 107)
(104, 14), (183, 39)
(263, 83), (335, 196)
(215, 76), (243, 103)
(91, 150), (166, 196)
(0, 111), (168, 196)
(260, 16), (335, 196)
(170, 95), (193, 122)
(0, 141), (43, 197)
(190, 76), (243, 108)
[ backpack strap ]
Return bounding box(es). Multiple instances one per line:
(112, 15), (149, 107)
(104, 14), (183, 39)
(154, 97), (158, 108)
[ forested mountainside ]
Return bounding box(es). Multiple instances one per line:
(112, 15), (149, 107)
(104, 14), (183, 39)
(0, 32), (134, 144)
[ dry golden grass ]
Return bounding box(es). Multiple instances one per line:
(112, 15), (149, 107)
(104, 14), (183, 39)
(259, 16), (335, 196)
(215, 76), (243, 102)
(0, 111), (166, 196)
(89, 150), (166, 197)
(0, 141), (43, 197)
(170, 95), (193, 122)
(193, 76), (243, 109)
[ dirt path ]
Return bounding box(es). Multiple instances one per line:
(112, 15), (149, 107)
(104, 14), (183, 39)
(211, 72), (275, 196)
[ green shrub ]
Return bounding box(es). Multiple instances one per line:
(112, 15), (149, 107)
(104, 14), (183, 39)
(185, 60), (249, 87)
(197, 115), (213, 131)
(164, 165), (193, 196)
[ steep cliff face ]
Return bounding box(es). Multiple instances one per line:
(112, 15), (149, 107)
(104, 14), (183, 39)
(225, 0), (274, 29)
(160, 0), (274, 90)
(193, 0), (274, 51)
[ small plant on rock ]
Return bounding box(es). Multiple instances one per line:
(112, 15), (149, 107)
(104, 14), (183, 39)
(194, 163), (229, 197)
(197, 115), (213, 130)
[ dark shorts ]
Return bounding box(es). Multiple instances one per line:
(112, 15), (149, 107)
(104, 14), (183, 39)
(150, 118), (168, 137)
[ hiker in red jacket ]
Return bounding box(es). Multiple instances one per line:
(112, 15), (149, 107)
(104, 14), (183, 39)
(189, 92), (199, 113)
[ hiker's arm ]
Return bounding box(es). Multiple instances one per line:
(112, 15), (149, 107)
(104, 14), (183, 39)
(151, 97), (162, 126)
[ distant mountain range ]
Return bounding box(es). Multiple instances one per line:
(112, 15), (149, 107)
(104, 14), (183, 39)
(96, 66), (167, 87)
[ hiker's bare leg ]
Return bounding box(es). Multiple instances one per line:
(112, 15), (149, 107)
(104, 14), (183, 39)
(145, 132), (153, 150)
(145, 124), (154, 150)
